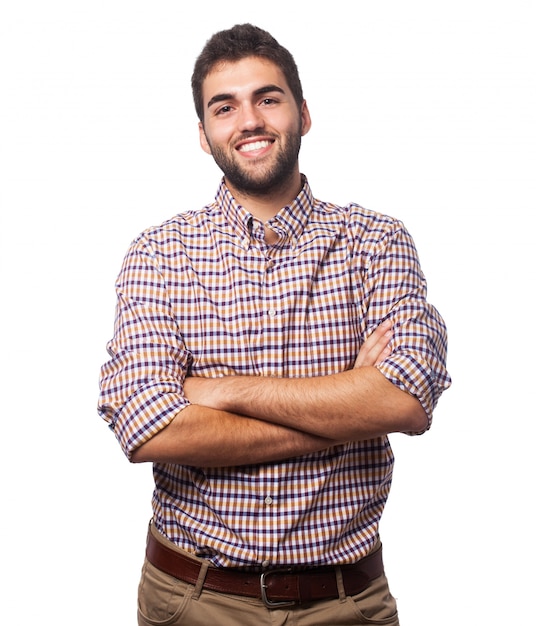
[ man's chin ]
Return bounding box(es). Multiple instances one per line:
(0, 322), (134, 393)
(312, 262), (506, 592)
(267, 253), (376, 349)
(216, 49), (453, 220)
(226, 175), (290, 197)
(225, 161), (298, 194)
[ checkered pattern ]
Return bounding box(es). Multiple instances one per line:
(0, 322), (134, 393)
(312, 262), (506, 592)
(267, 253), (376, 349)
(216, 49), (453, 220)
(98, 177), (450, 568)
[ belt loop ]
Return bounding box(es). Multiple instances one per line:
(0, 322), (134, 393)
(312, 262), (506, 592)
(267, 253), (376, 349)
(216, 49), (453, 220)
(335, 566), (347, 602)
(191, 560), (210, 600)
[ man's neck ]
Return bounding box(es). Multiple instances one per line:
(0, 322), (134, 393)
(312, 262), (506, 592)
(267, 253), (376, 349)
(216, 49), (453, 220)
(225, 170), (303, 223)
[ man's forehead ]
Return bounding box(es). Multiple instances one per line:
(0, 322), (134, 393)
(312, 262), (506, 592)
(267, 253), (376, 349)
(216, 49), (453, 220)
(202, 57), (288, 103)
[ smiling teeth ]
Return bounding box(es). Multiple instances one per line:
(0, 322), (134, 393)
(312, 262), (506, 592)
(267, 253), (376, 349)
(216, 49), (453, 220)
(239, 140), (271, 152)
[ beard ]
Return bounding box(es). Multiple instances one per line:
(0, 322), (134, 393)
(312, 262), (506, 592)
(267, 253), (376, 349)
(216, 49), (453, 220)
(208, 129), (303, 197)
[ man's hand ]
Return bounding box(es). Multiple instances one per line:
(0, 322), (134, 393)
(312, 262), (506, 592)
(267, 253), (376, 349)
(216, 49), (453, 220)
(354, 320), (393, 368)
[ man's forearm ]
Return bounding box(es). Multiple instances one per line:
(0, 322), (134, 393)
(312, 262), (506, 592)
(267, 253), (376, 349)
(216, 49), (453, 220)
(130, 403), (339, 467)
(185, 366), (427, 441)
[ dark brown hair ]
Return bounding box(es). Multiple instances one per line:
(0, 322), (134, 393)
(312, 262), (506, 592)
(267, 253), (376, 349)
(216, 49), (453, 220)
(191, 24), (304, 122)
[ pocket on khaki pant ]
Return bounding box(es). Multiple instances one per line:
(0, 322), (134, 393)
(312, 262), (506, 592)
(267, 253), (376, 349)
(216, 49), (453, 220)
(347, 572), (399, 625)
(137, 558), (192, 625)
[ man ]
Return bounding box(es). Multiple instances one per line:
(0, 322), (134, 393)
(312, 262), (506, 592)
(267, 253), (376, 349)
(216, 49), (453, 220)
(98, 23), (451, 625)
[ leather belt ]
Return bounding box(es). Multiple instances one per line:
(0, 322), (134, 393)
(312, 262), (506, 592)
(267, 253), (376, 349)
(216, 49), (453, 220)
(146, 528), (384, 607)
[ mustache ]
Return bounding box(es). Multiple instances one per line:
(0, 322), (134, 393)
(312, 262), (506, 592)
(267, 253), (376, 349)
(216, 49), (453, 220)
(233, 131), (278, 144)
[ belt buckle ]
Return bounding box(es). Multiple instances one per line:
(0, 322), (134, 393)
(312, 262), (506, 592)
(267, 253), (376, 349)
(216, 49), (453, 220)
(260, 569), (296, 608)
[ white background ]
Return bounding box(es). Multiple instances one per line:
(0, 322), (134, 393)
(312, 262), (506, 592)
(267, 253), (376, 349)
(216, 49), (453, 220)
(1, 1), (535, 624)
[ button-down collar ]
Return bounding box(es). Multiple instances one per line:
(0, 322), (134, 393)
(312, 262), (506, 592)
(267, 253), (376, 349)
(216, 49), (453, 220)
(215, 176), (315, 249)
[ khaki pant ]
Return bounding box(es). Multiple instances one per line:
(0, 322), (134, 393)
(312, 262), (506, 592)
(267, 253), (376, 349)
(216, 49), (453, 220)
(138, 528), (399, 626)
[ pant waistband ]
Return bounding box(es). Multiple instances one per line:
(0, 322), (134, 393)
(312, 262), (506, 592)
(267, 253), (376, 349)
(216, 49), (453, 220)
(145, 525), (384, 607)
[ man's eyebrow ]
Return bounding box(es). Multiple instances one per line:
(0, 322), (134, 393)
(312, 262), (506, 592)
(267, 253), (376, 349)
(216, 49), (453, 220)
(206, 85), (286, 110)
(206, 93), (234, 109)
(254, 84), (286, 97)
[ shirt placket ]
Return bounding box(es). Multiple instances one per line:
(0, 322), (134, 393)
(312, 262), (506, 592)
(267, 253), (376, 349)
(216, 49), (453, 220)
(257, 461), (281, 568)
(253, 241), (289, 566)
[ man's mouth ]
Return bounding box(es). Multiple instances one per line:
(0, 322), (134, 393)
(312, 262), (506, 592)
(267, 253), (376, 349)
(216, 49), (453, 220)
(237, 139), (273, 153)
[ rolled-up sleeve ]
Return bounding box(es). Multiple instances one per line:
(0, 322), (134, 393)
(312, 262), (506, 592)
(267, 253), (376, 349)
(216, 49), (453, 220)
(362, 219), (451, 432)
(98, 236), (191, 458)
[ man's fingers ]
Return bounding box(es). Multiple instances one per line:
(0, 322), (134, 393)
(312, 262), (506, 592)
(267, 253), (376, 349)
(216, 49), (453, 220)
(354, 321), (393, 368)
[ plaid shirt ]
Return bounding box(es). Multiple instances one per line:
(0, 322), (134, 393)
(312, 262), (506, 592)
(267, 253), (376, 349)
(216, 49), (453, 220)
(98, 177), (450, 568)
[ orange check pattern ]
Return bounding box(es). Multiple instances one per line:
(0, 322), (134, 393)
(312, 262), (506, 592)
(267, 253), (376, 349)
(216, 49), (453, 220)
(98, 177), (450, 568)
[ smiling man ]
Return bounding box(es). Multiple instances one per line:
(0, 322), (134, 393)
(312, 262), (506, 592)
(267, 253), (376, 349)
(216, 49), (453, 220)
(98, 24), (451, 626)
(199, 56), (310, 217)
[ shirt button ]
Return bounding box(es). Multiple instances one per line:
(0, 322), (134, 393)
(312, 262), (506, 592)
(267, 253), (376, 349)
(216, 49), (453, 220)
(261, 560), (271, 568)
(264, 496), (273, 505)
(268, 309), (277, 318)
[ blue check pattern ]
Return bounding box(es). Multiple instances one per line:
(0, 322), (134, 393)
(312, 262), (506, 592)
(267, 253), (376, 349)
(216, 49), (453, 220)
(98, 177), (450, 568)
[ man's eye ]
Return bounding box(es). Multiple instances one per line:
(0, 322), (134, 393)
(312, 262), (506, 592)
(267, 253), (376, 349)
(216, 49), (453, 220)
(260, 98), (277, 106)
(216, 105), (232, 115)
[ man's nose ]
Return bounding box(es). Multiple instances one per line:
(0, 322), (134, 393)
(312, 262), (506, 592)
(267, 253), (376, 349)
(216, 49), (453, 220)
(238, 103), (265, 132)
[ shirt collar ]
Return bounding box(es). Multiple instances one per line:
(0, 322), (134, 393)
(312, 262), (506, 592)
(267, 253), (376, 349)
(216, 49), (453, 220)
(215, 176), (315, 248)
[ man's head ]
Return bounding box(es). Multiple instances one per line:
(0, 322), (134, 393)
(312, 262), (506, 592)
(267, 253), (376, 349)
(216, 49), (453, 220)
(191, 24), (303, 123)
(192, 24), (311, 208)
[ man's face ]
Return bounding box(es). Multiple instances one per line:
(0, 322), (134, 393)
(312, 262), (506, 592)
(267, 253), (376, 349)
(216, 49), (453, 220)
(199, 56), (311, 197)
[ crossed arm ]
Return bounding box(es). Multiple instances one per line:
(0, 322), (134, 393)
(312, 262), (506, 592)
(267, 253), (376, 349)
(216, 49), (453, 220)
(131, 321), (427, 467)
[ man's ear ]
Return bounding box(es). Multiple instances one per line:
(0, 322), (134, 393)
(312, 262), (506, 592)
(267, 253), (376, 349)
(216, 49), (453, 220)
(198, 122), (212, 155)
(300, 100), (312, 137)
